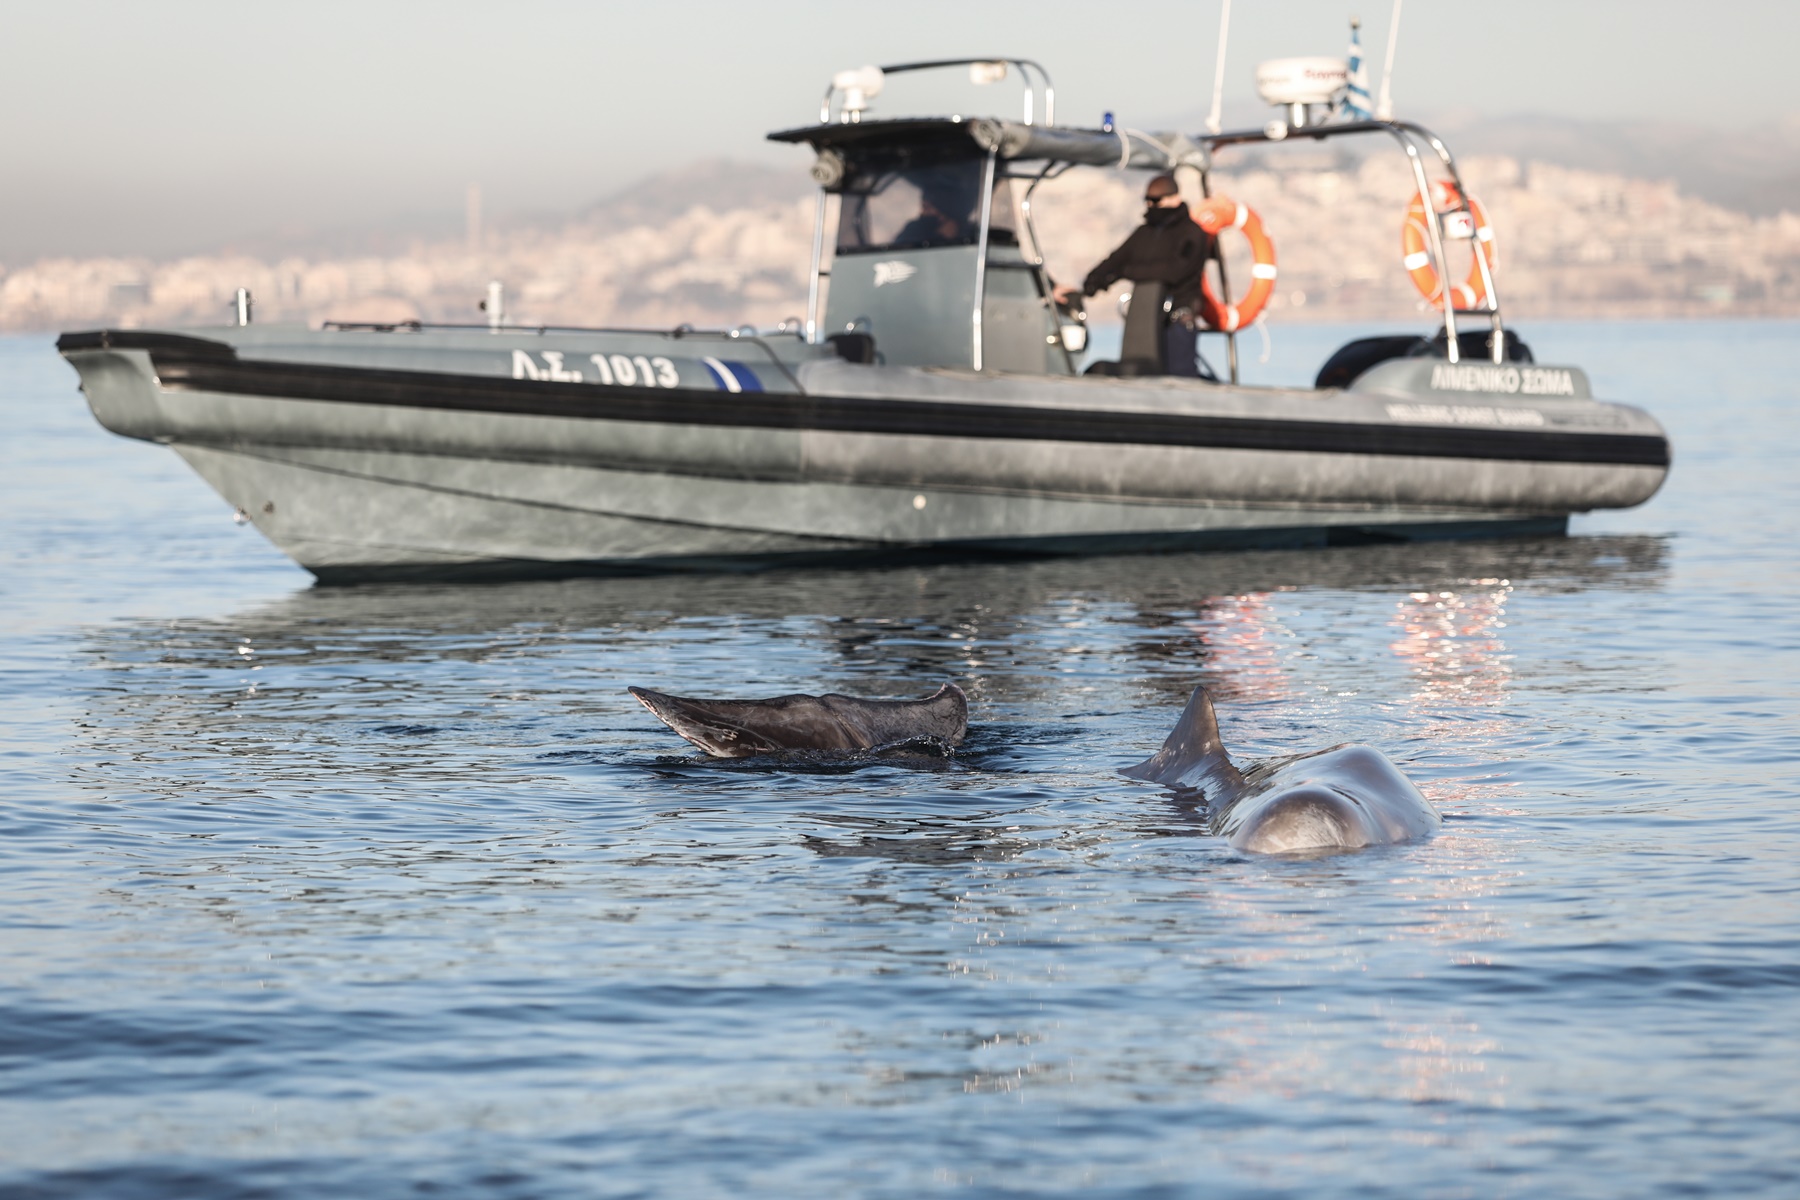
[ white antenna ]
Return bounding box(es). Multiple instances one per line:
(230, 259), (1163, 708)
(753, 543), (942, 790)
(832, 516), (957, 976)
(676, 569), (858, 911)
(1375, 0), (1403, 121)
(484, 280), (505, 331)
(1206, 0), (1232, 134)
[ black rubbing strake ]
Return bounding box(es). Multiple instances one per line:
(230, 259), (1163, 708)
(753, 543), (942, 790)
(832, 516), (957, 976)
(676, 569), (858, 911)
(60, 332), (1671, 468)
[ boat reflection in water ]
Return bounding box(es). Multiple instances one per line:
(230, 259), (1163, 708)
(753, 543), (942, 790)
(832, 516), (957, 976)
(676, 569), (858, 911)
(73, 534), (1666, 719)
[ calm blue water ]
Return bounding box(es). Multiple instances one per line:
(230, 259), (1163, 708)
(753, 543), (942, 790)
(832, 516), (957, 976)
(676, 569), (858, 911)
(2, 322), (1796, 1198)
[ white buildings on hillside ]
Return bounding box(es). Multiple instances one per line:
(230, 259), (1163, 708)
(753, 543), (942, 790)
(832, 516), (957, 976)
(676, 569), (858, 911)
(3, 156), (1795, 334)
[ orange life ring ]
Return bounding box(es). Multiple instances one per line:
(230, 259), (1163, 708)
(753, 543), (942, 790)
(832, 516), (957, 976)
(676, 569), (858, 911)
(1402, 180), (1496, 310)
(1191, 195), (1276, 332)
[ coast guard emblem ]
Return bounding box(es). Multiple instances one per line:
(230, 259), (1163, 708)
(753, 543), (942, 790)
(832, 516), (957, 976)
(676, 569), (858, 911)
(873, 260), (917, 287)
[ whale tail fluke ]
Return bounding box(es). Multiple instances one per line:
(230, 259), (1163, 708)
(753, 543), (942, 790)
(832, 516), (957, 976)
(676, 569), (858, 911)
(629, 687), (800, 757)
(1121, 685), (1246, 799)
(630, 683), (967, 758)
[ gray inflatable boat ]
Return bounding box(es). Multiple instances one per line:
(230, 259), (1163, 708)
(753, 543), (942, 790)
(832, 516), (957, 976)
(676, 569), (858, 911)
(57, 58), (1668, 583)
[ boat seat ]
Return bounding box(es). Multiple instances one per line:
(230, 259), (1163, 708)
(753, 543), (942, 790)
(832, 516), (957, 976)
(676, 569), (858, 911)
(1314, 335), (1429, 389)
(1413, 327), (1534, 365)
(1084, 280), (1168, 377)
(827, 331), (877, 364)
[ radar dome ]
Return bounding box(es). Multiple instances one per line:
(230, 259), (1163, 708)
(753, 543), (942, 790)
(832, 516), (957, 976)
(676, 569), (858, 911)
(1254, 57), (1348, 108)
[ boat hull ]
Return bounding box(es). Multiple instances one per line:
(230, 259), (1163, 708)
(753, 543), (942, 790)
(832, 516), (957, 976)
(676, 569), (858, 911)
(59, 327), (1667, 582)
(164, 440), (1572, 582)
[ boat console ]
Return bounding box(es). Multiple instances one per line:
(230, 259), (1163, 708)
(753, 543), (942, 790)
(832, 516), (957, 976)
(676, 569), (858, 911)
(771, 57), (1519, 386)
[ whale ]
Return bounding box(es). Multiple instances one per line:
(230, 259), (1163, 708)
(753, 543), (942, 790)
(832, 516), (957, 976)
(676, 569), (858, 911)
(1122, 685), (1441, 854)
(629, 683), (967, 758)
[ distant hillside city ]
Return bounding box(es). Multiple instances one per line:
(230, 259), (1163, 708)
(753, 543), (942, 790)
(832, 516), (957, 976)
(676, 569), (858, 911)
(4, 143), (1796, 334)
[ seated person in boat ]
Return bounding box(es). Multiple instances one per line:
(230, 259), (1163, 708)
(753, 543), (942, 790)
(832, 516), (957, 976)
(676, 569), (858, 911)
(1053, 173), (1212, 377)
(892, 185), (975, 249)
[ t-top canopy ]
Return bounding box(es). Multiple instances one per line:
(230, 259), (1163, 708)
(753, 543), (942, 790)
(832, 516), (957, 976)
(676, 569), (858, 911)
(768, 117), (1207, 180)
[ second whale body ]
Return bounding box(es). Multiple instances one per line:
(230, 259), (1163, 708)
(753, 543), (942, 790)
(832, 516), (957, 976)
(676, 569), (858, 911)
(1122, 685), (1441, 854)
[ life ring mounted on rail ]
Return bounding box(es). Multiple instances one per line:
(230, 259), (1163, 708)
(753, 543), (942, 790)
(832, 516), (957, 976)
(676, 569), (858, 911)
(1191, 195), (1277, 332)
(1403, 180), (1497, 310)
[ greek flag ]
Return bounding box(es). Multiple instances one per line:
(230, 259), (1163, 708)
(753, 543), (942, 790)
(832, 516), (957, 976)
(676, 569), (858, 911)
(1341, 19), (1373, 121)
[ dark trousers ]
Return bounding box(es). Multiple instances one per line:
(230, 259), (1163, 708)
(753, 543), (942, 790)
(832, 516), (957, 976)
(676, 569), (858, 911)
(1164, 322), (1199, 378)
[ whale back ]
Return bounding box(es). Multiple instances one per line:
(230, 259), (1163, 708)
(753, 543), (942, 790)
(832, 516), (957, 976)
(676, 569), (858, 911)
(1121, 688), (1441, 855)
(630, 683), (967, 758)
(1218, 744), (1442, 853)
(1119, 685), (1246, 800)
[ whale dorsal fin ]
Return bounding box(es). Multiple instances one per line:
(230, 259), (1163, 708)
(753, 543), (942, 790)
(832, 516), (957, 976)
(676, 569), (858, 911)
(1120, 685), (1246, 797)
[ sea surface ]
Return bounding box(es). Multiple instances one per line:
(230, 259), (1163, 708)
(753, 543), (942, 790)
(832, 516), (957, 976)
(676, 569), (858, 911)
(1, 321), (1796, 1198)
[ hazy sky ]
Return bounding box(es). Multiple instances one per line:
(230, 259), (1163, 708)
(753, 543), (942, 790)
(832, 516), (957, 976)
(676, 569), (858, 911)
(0, 0), (1789, 261)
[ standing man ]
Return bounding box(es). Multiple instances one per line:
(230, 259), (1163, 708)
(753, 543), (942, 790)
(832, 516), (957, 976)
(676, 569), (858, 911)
(1053, 173), (1213, 377)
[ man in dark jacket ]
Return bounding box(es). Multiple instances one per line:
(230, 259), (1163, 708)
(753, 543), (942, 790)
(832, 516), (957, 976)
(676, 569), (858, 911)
(1053, 173), (1212, 376)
